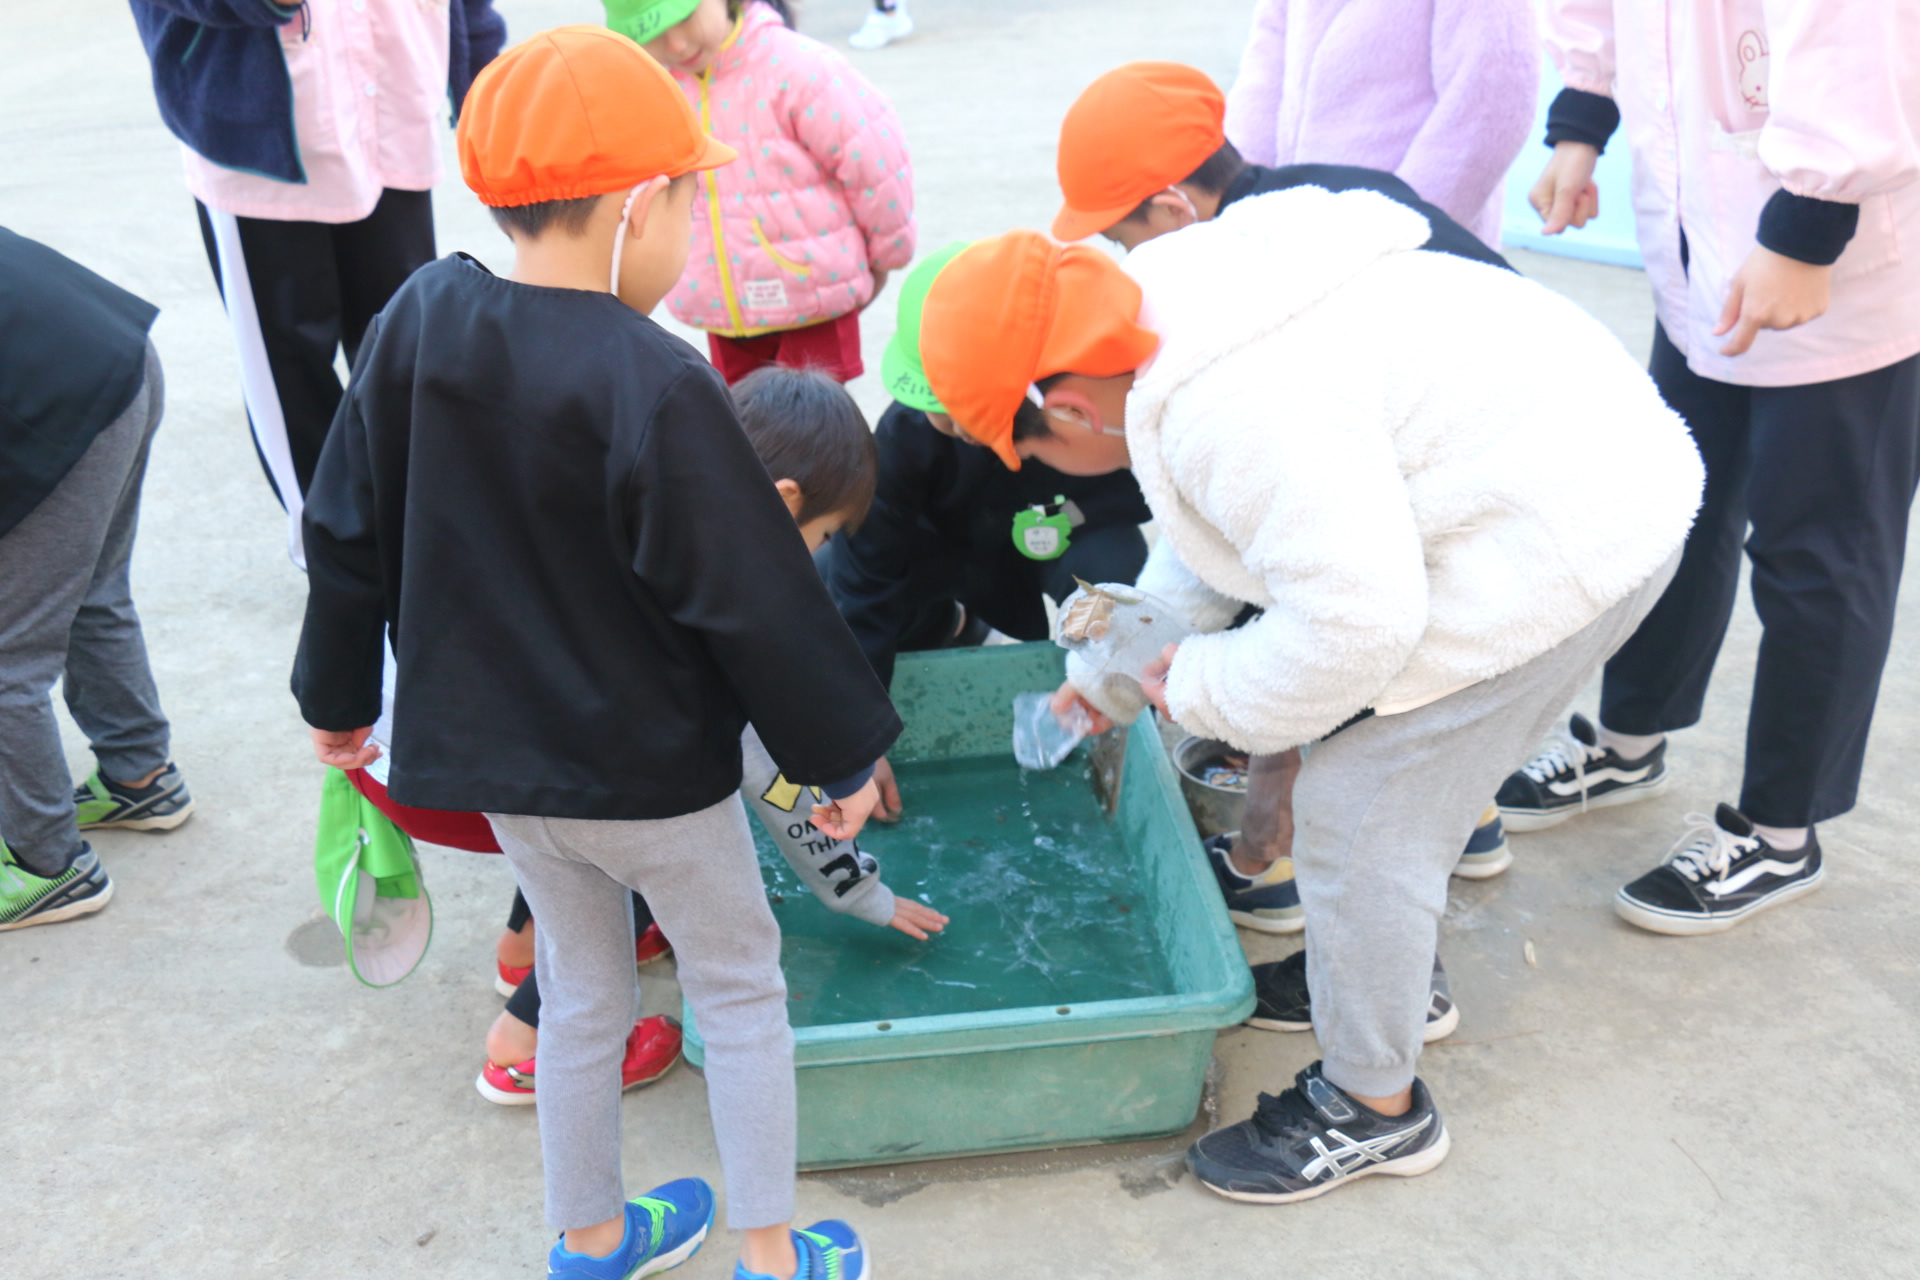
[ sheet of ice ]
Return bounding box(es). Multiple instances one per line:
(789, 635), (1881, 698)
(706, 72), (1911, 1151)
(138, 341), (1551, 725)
(750, 752), (1172, 1027)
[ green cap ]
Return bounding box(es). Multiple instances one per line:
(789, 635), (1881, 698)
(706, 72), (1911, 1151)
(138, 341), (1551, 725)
(603, 0), (702, 47)
(881, 240), (973, 413)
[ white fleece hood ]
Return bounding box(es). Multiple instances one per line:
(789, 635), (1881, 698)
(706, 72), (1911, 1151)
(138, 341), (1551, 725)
(1088, 187), (1703, 753)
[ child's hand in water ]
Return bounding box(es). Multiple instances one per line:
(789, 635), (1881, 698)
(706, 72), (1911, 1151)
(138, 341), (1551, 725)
(870, 756), (904, 823)
(887, 897), (949, 941)
(811, 777), (881, 841)
(311, 726), (381, 770)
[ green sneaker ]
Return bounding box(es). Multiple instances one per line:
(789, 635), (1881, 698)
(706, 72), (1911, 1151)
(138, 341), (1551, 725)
(73, 762), (194, 831)
(0, 842), (113, 931)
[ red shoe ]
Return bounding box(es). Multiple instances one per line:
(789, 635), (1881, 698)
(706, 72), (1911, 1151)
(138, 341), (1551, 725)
(476, 1055), (537, 1106)
(621, 1013), (683, 1088)
(494, 958), (532, 998)
(473, 1015), (682, 1107)
(635, 923), (673, 966)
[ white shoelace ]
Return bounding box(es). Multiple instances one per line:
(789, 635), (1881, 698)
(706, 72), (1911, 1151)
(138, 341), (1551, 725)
(1664, 812), (1760, 884)
(1518, 724), (1607, 810)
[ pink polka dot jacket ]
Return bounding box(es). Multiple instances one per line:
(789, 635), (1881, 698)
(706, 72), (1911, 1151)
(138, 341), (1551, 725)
(667, 2), (916, 337)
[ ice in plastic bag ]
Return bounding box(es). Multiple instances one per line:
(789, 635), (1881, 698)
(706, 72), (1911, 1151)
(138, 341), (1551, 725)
(1012, 691), (1094, 770)
(1053, 580), (1191, 687)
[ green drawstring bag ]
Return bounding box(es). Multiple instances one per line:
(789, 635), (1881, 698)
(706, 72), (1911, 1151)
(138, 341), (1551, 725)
(314, 768), (432, 987)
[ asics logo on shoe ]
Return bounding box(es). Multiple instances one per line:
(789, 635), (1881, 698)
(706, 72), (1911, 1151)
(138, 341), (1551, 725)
(1300, 1114), (1432, 1181)
(1546, 765), (1651, 797)
(1705, 857), (1809, 896)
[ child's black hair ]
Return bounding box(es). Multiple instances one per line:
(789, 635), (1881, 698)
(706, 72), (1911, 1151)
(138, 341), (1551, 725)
(728, 0), (795, 28)
(731, 365), (877, 526)
(489, 174), (698, 241)
(490, 195), (603, 240)
(1122, 140), (1246, 223)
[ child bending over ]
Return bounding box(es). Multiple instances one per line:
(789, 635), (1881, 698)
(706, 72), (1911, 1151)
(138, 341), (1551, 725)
(478, 367), (947, 1103)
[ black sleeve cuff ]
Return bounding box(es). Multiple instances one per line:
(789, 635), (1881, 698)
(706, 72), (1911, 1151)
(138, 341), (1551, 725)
(822, 763), (876, 801)
(1544, 87), (1621, 154)
(1756, 189), (1860, 266)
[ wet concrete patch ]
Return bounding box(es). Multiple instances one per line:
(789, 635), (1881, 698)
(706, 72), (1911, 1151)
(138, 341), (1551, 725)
(286, 913), (346, 967)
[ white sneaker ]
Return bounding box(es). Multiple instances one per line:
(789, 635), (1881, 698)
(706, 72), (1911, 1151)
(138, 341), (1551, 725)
(848, 4), (913, 49)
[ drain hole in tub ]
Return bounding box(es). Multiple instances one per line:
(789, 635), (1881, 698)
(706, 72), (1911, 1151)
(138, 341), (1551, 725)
(876, 1022), (892, 1031)
(1056, 1007), (1072, 1015)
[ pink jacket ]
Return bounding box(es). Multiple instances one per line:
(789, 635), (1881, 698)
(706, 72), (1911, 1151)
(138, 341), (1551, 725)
(668, 3), (915, 336)
(1223, 0), (1538, 248)
(1547, 0), (1920, 387)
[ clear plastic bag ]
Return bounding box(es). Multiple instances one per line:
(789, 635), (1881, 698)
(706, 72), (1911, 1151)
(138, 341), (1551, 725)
(1012, 691), (1094, 770)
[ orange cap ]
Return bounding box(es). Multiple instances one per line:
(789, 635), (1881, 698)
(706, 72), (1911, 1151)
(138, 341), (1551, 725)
(920, 232), (1160, 470)
(457, 25), (736, 208)
(1053, 62), (1226, 242)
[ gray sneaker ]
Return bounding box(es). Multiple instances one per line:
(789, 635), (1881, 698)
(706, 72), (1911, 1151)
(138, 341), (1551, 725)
(73, 762), (194, 831)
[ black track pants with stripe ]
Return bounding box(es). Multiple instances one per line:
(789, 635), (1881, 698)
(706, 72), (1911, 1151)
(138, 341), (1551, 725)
(196, 188), (435, 562)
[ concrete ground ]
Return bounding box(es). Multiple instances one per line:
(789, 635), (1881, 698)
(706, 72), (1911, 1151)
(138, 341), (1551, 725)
(4, 2), (1918, 1276)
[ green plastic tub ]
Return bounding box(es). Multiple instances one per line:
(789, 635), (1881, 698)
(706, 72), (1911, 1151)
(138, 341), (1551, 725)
(682, 642), (1254, 1169)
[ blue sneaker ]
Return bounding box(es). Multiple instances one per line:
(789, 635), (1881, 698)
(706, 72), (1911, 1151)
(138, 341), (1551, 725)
(1452, 804), (1511, 880)
(1203, 833), (1303, 934)
(735, 1220), (869, 1280)
(548, 1178), (715, 1279)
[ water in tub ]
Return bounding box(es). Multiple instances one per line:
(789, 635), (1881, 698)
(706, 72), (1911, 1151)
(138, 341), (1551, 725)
(751, 748), (1173, 1027)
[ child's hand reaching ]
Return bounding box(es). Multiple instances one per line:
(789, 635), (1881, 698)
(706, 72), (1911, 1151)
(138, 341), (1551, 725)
(311, 726), (381, 770)
(870, 755), (904, 823)
(811, 776), (882, 841)
(888, 897), (949, 941)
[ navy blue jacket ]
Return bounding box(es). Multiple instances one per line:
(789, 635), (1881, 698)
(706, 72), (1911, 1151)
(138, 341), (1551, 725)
(128, 0), (505, 186)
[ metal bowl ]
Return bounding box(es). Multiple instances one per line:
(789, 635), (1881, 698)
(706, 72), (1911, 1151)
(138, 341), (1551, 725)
(1172, 735), (1248, 838)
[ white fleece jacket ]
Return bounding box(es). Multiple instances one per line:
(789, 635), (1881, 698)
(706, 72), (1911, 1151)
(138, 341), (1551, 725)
(1075, 187), (1704, 754)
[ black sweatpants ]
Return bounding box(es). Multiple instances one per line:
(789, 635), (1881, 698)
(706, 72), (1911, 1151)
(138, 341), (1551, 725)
(196, 189), (435, 551)
(1599, 324), (1920, 826)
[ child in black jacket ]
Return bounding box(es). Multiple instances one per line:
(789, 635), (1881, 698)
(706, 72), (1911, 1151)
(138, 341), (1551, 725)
(290, 28), (892, 1280)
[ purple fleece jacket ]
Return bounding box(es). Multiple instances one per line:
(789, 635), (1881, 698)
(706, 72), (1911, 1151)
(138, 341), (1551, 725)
(1223, 0), (1538, 248)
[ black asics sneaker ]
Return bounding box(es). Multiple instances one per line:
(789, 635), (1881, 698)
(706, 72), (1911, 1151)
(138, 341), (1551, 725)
(1615, 804), (1823, 936)
(1496, 713), (1667, 832)
(1188, 1061), (1450, 1203)
(1247, 951), (1458, 1042)
(73, 763), (195, 832)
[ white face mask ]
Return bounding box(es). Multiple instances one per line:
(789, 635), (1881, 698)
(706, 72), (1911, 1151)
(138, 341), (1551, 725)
(1159, 185), (1199, 224)
(608, 180), (658, 297)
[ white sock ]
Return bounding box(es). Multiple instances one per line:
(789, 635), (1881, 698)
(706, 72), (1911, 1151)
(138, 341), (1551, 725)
(1751, 822), (1808, 851)
(1595, 723), (1665, 760)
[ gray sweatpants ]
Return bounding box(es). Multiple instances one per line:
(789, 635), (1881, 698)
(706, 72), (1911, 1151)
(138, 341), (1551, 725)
(1298, 554), (1680, 1099)
(0, 342), (171, 875)
(488, 796), (796, 1232)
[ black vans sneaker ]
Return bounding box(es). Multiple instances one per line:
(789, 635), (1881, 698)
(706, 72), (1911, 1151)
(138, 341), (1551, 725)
(1189, 1061), (1450, 1203)
(1615, 804), (1823, 936)
(73, 763), (195, 832)
(1247, 951), (1458, 1042)
(1496, 713), (1667, 832)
